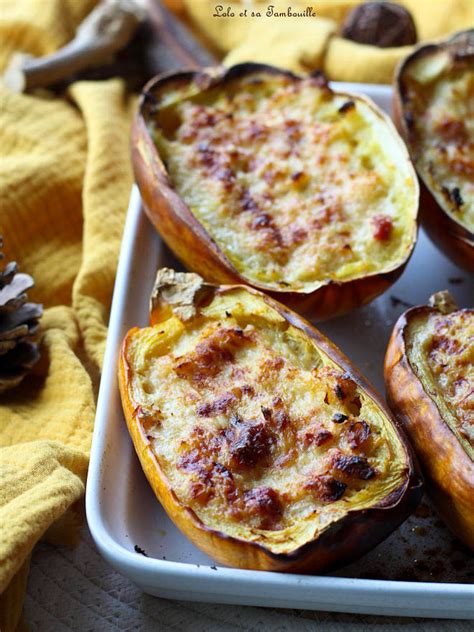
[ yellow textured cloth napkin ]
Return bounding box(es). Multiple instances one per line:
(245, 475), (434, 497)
(0, 1), (135, 630)
(1, 2), (472, 630)
(180, 0), (473, 80)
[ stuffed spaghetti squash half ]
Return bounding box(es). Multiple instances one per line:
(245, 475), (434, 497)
(394, 29), (474, 271)
(119, 269), (421, 572)
(385, 291), (474, 549)
(132, 64), (419, 320)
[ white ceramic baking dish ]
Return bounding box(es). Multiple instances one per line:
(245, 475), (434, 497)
(86, 83), (474, 619)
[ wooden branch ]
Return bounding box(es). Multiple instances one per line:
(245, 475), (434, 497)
(3, 0), (146, 92)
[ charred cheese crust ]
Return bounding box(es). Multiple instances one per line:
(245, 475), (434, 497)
(124, 288), (407, 554)
(150, 72), (416, 292)
(406, 309), (474, 458)
(402, 47), (474, 232)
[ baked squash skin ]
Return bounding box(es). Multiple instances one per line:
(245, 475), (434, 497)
(393, 30), (474, 272)
(119, 269), (422, 572)
(132, 63), (419, 320)
(385, 291), (474, 550)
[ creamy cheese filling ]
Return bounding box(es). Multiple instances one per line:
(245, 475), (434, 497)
(126, 290), (406, 552)
(407, 309), (474, 459)
(406, 57), (474, 232)
(151, 74), (416, 291)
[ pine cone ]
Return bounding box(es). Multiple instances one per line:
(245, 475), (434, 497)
(0, 237), (43, 394)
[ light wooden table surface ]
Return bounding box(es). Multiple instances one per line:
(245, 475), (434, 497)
(24, 527), (470, 631)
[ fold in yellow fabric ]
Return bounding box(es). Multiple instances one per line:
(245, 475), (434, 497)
(0, 2), (134, 629)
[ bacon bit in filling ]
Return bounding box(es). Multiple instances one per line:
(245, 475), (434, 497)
(212, 463), (238, 503)
(303, 429), (333, 447)
(229, 421), (274, 468)
(197, 392), (238, 417)
(174, 326), (250, 382)
(320, 369), (361, 412)
(332, 454), (376, 480)
(261, 397), (291, 430)
(372, 214), (393, 241)
(178, 446), (217, 505)
(304, 474), (347, 502)
(346, 420), (371, 449)
(241, 487), (283, 529)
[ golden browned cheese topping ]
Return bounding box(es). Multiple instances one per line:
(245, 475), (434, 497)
(404, 58), (474, 231)
(426, 310), (474, 449)
(125, 291), (405, 550)
(151, 73), (416, 291)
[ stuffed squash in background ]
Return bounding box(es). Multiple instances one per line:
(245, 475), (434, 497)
(394, 29), (474, 272)
(119, 269), (422, 573)
(132, 64), (419, 320)
(385, 291), (474, 550)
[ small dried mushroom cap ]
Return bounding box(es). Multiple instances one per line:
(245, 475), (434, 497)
(341, 1), (417, 48)
(428, 290), (458, 314)
(150, 268), (213, 323)
(0, 237), (43, 393)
